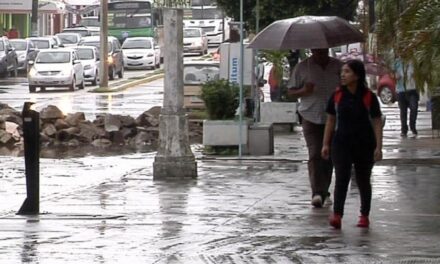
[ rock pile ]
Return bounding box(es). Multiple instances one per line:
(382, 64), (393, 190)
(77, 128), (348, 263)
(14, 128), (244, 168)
(0, 103), (202, 153)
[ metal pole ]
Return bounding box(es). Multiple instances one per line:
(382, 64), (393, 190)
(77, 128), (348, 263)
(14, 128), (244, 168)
(238, 0), (244, 157)
(31, 0), (39, 36)
(254, 0), (260, 122)
(99, 0), (109, 88)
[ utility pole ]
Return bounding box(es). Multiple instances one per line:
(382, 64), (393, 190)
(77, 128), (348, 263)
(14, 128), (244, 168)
(31, 0), (39, 36)
(99, 0), (109, 88)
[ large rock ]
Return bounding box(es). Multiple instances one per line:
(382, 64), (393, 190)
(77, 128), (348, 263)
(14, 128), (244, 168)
(93, 115), (105, 127)
(110, 131), (125, 145)
(42, 123), (57, 138)
(146, 106), (162, 118)
(0, 108), (22, 126)
(77, 122), (106, 142)
(121, 127), (137, 139)
(131, 131), (155, 146)
(40, 105), (64, 120)
(55, 119), (70, 130)
(120, 115), (136, 128)
(56, 127), (80, 141)
(0, 119), (4, 130)
(0, 130), (14, 145)
(136, 112), (159, 127)
(5, 121), (21, 141)
(65, 112), (85, 126)
(104, 114), (122, 132)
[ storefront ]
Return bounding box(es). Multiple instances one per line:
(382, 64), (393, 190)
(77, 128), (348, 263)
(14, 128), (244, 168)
(0, 0), (66, 37)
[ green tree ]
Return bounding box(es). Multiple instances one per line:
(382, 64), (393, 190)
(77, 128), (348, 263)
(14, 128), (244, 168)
(216, 0), (359, 32)
(376, 0), (440, 93)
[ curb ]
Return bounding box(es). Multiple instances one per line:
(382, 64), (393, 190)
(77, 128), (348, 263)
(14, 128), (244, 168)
(89, 72), (164, 93)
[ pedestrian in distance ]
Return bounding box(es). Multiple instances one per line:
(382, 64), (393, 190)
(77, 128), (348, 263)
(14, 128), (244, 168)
(268, 65), (282, 102)
(321, 60), (383, 229)
(6, 27), (19, 39)
(287, 49), (343, 208)
(394, 57), (419, 136)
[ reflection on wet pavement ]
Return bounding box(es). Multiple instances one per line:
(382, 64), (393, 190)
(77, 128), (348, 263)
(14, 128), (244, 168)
(1, 153), (440, 262)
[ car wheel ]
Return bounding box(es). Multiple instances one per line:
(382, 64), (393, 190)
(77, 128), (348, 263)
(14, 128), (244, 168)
(379, 86), (394, 104)
(29, 85), (36, 93)
(109, 67), (116, 80)
(118, 66), (124, 79)
(10, 60), (18, 77)
(40, 86), (46, 92)
(91, 71), (98, 86)
(69, 78), (76, 91)
(78, 79), (85, 89)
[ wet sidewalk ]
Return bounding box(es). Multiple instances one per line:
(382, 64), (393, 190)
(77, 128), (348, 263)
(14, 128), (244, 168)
(0, 107), (439, 263)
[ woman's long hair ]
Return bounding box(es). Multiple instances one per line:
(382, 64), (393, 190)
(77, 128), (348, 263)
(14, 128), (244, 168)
(344, 59), (368, 91)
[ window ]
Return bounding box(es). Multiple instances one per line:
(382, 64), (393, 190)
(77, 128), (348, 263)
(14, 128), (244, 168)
(184, 28), (201, 38)
(36, 52), (71, 63)
(122, 39), (152, 49)
(11, 40), (27, 51)
(77, 49), (94, 60)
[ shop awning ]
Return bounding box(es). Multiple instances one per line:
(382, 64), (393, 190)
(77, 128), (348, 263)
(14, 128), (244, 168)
(0, 0), (66, 14)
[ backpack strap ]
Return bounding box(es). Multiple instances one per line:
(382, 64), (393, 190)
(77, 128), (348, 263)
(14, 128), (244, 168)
(363, 89), (372, 111)
(334, 87), (343, 130)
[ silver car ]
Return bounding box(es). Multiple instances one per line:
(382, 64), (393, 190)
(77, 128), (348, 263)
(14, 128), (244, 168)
(9, 39), (38, 71)
(28, 49), (84, 93)
(75, 46), (99, 85)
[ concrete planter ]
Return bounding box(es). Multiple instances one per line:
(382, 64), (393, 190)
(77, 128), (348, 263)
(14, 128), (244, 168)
(260, 102), (298, 124)
(203, 120), (248, 146)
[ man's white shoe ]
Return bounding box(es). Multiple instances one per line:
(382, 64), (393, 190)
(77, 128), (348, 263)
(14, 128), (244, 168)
(311, 195), (323, 208)
(324, 195), (333, 206)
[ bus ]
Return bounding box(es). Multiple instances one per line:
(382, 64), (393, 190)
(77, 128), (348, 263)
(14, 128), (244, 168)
(184, 0), (230, 46)
(108, 0), (162, 43)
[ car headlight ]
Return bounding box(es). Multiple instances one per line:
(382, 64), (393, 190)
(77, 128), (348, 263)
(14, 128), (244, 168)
(28, 67), (37, 77)
(60, 69), (72, 77)
(146, 53), (154, 57)
(84, 65), (92, 70)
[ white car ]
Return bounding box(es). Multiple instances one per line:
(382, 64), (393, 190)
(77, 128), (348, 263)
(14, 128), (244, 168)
(76, 46), (99, 86)
(122, 37), (160, 70)
(27, 37), (58, 50)
(56, 32), (82, 47)
(28, 49), (85, 93)
(183, 27), (208, 55)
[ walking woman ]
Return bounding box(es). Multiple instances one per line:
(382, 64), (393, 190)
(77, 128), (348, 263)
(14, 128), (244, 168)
(321, 60), (383, 229)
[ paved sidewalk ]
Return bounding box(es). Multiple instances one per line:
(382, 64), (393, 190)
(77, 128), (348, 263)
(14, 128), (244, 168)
(0, 108), (439, 263)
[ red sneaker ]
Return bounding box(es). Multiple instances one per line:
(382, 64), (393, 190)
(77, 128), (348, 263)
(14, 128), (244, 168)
(357, 215), (370, 228)
(329, 213), (342, 229)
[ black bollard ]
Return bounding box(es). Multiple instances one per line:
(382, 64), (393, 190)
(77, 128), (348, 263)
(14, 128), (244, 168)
(17, 102), (40, 215)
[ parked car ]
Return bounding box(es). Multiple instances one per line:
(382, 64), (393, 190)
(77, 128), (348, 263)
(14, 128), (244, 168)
(27, 37), (58, 50)
(78, 36), (124, 80)
(9, 38), (38, 71)
(28, 49), (85, 92)
(183, 27), (208, 55)
(75, 46), (100, 86)
(122, 37), (160, 70)
(62, 26), (100, 37)
(0, 36), (18, 77)
(377, 73), (397, 104)
(55, 33), (82, 47)
(183, 60), (220, 109)
(79, 16), (100, 27)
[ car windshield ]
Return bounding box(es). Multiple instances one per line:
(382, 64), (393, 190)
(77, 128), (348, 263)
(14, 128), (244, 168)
(80, 41), (113, 52)
(32, 40), (50, 49)
(63, 29), (88, 37)
(0, 42), (4, 51)
(10, 41), (27, 50)
(57, 34), (79, 44)
(184, 29), (201, 38)
(36, 52), (71, 63)
(184, 65), (219, 84)
(109, 13), (152, 29)
(122, 39), (152, 49)
(76, 49), (94, 60)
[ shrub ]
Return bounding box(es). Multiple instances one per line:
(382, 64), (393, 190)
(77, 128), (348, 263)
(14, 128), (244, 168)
(201, 79), (239, 120)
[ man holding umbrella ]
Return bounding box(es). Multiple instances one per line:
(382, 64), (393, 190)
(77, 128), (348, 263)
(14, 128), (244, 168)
(249, 15), (364, 208)
(287, 49), (343, 207)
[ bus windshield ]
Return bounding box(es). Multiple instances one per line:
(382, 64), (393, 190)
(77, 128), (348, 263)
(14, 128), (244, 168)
(109, 13), (152, 29)
(191, 8), (223, 19)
